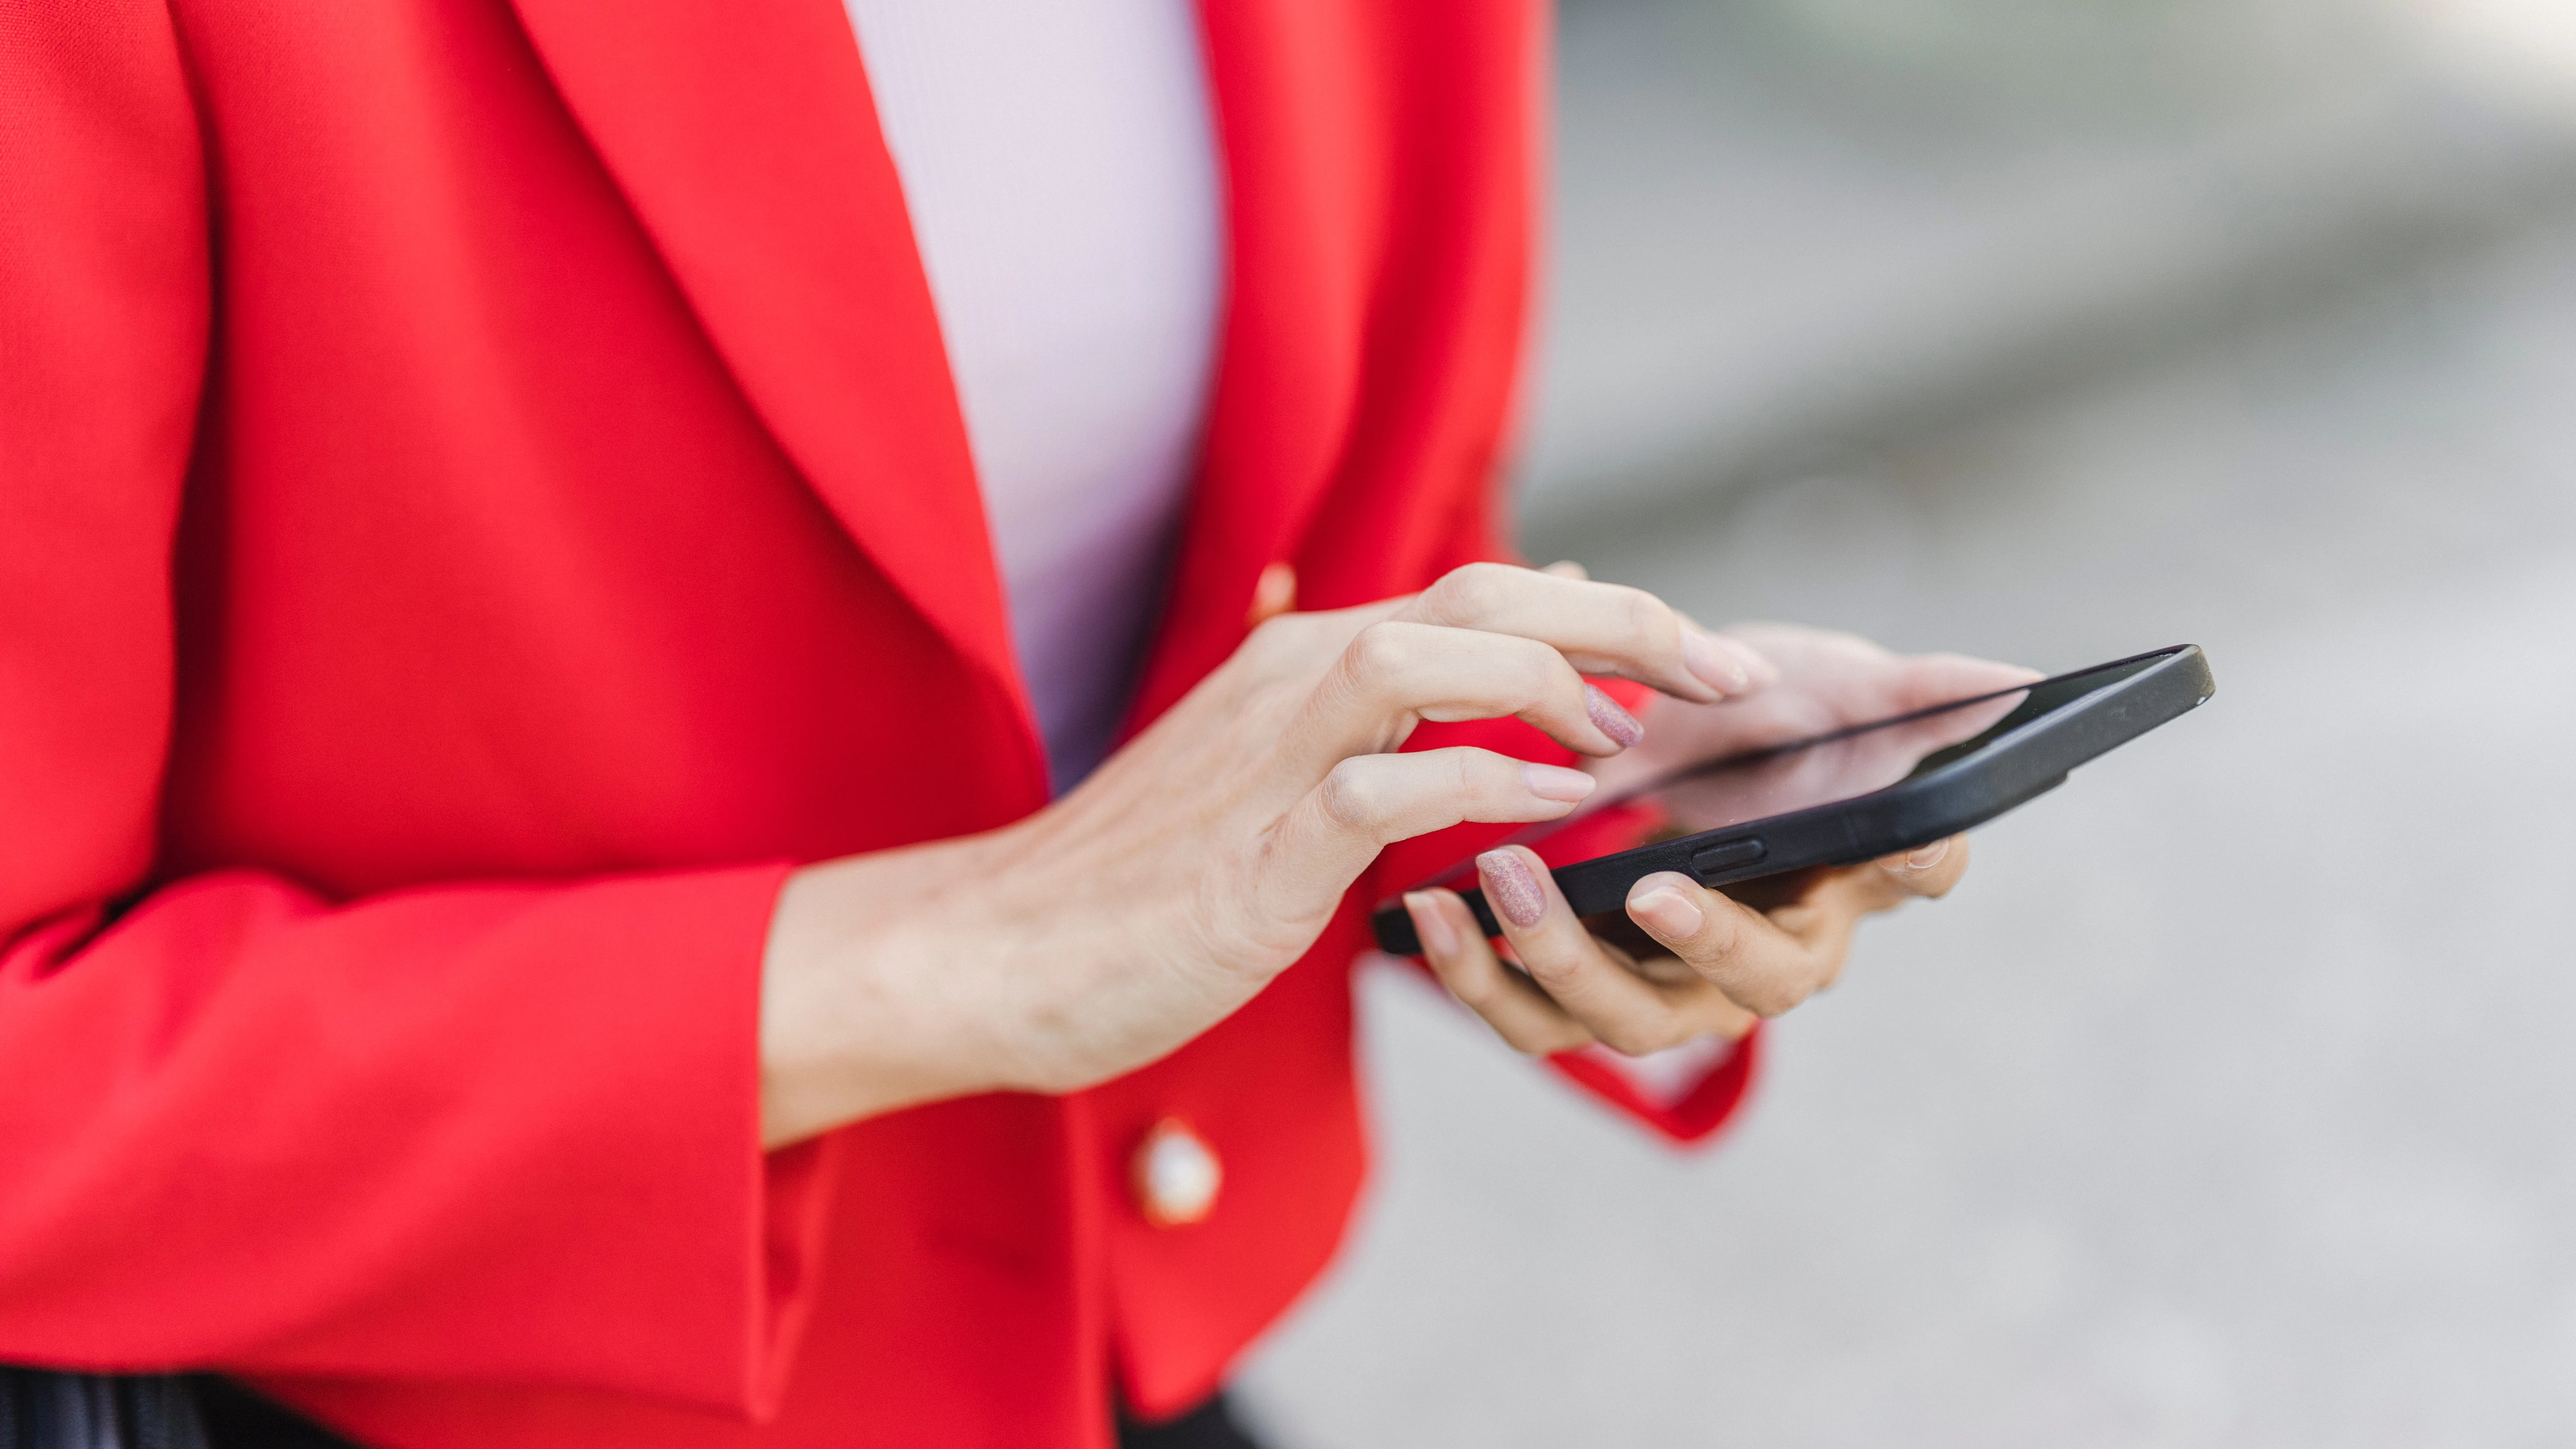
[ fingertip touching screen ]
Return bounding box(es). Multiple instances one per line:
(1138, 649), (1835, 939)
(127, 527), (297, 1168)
(1415, 647), (2186, 893)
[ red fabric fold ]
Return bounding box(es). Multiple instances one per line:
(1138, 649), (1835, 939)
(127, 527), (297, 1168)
(0, 866), (830, 1419)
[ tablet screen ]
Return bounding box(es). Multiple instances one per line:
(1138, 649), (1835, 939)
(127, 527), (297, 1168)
(1445, 647), (2182, 882)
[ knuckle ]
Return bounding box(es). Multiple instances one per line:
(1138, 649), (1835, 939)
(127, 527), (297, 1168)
(1424, 562), (1513, 622)
(1674, 903), (1742, 962)
(1516, 951), (1577, 989)
(1514, 639), (1574, 702)
(1618, 585), (1673, 644)
(1445, 972), (1495, 1008)
(1743, 979), (1810, 1018)
(1467, 748), (1527, 806)
(1696, 997), (1756, 1039)
(1471, 638), (1569, 720)
(1315, 758), (1388, 833)
(1450, 748), (1492, 805)
(1343, 620), (1417, 683)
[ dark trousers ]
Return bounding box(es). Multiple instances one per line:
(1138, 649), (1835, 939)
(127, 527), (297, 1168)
(3, 1370), (1264, 1449)
(1115, 1393), (1267, 1449)
(192, 1379), (363, 1449)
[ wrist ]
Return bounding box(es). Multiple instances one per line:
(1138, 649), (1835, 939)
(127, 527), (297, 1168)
(756, 831), (1026, 1146)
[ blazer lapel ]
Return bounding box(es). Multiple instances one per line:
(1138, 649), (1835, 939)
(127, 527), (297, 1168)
(1126, 0), (1390, 720)
(507, 0), (1026, 718)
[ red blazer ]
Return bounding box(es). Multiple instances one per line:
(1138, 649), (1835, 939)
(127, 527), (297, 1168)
(0, 2), (1755, 1443)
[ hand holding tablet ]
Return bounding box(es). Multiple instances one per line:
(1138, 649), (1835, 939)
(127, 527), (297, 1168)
(1385, 640), (2214, 1050)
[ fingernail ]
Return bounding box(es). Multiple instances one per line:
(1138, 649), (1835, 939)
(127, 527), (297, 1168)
(1728, 636), (1781, 687)
(1584, 684), (1645, 748)
(1681, 627), (1750, 694)
(1896, 838), (1950, 871)
(1476, 850), (1548, 928)
(1404, 892), (1461, 958)
(1629, 886), (1705, 939)
(1522, 762), (1598, 803)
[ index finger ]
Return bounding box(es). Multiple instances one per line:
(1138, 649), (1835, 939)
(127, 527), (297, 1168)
(1397, 562), (1772, 704)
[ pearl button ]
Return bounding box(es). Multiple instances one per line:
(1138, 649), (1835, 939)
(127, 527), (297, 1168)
(1132, 1118), (1221, 1227)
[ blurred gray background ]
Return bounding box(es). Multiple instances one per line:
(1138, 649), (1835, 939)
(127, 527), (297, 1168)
(1239, 0), (2576, 1443)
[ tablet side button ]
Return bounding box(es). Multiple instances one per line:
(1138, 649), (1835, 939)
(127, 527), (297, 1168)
(1691, 838), (1767, 878)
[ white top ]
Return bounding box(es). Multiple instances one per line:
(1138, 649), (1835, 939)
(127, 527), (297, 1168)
(841, 0), (1225, 791)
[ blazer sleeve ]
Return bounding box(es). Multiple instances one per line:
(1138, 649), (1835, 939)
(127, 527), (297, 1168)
(0, 4), (828, 1419)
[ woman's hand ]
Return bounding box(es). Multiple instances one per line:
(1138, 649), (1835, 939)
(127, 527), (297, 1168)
(1404, 623), (2038, 1057)
(756, 564), (1773, 1145)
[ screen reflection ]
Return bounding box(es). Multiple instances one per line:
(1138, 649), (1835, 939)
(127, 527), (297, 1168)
(1524, 687), (2026, 877)
(1405, 648), (2183, 895)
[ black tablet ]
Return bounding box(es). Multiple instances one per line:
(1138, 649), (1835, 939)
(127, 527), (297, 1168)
(1370, 644), (2215, 954)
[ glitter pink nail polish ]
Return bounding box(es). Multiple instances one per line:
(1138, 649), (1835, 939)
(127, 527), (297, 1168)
(1477, 849), (1548, 928)
(1584, 684), (1644, 748)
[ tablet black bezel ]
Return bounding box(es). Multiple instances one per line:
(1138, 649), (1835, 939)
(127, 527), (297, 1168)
(1370, 644), (2215, 955)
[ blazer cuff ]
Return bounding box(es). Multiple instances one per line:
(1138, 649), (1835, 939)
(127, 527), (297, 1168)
(1543, 1026), (1762, 1145)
